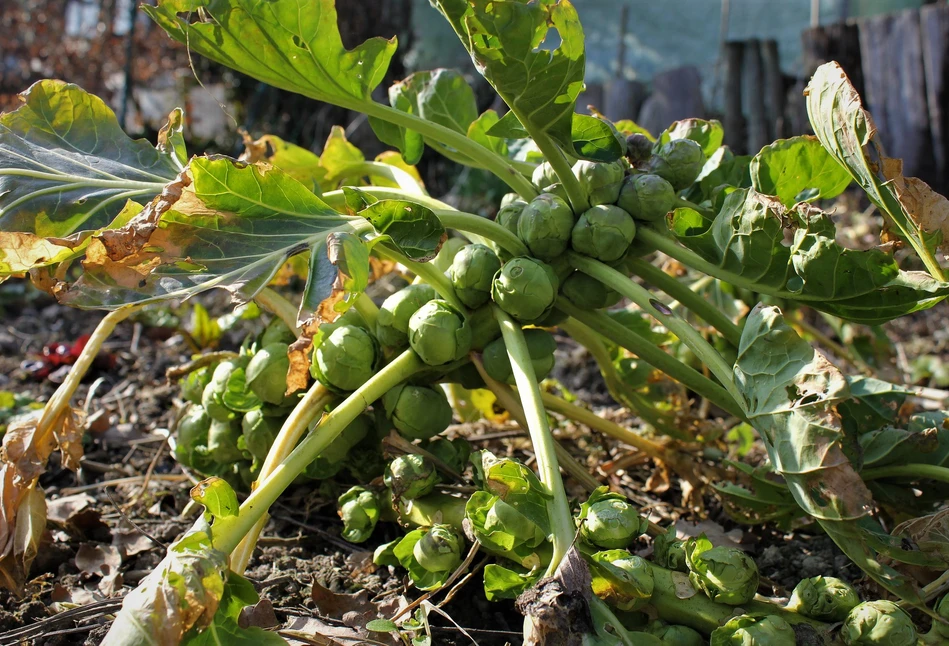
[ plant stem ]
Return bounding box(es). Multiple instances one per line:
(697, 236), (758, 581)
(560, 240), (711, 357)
(333, 161), (428, 196)
(354, 292), (380, 330)
(373, 244), (466, 313)
(493, 307), (575, 575)
(210, 350), (425, 553)
(230, 384), (334, 574)
(556, 301), (745, 419)
(521, 119), (589, 213)
(253, 288), (301, 334)
(861, 464), (949, 485)
(626, 258), (742, 347)
(361, 102), (538, 200)
(569, 253), (746, 410)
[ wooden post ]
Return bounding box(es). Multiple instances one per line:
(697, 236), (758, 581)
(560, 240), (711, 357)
(744, 39), (768, 155)
(920, 3), (949, 190)
(801, 22), (865, 97)
(761, 40), (786, 140)
(723, 41), (745, 153)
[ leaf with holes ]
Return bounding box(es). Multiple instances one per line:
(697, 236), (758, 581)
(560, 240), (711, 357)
(751, 136), (851, 207)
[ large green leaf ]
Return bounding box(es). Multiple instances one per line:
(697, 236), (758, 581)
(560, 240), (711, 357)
(0, 80), (178, 237)
(806, 62), (949, 277)
(669, 188), (949, 323)
(734, 305), (926, 603)
(60, 156), (359, 311)
(431, 0), (585, 154)
(750, 136), (851, 207)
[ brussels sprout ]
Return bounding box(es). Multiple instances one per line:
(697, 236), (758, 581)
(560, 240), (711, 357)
(320, 307), (370, 335)
(382, 383), (453, 440)
(589, 549), (654, 611)
(532, 161), (559, 189)
(496, 199), (527, 237)
(573, 160), (625, 206)
(202, 359), (246, 422)
(374, 539), (400, 567)
(560, 272), (621, 310)
(431, 236), (468, 274)
(304, 414), (372, 479)
(571, 204), (637, 262)
(448, 245), (502, 309)
(345, 410), (389, 480)
(420, 437), (471, 473)
(578, 487), (648, 549)
(241, 408), (281, 464)
(412, 525), (463, 572)
(648, 139), (705, 191)
(626, 133), (654, 164)
(500, 192), (522, 208)
(646, 621), (704, 646)
(468, 305), (502, 351)
(540, 183), (570, 204)
(616, 174), (675, 222)
(175, 406), (211, 467)
(623, 220), (667, 259)
(245, 342), (290, 405)
(338, 486), (380, 543)
(407, 299), (472, 366)
(842, 600), (918, 646)
(260, 318), (297, 347)
(710, 615), (795, 646)
(492, 257), (559, 323)
(206, 417), (244, 464)
(788, 575), (860, 622)
(466, 492), (549, 566)
(931, 594), (949, 639)
(442, 362), (485, 390)
(375, 284), (438, 348)
(516, 193), (575, 260)
(482, 329), (557, 385)
(685, 535), (759, 605)
(652, 529), (687, 572)
(312, 325), (378, 391)
(180, 367), (211, 406)
(384, 454), (440, 500)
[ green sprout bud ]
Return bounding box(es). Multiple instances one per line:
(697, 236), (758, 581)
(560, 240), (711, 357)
(842, 600), (918, 646)
(468, 305), (502, 351)
(492, 257), (559, 323)
(420, 437), (471, 473)
(685, 535), (759, 605)
(180, 367), (211, 406)
(541, 183), (570, 204)
(648, 139), (705, 191)
(788, 575), (860, 622)
(448, 244), (503, 309)
(497, 199), (527, 237)
(375, 284), (437, 348)
(573, 160), (625, 206)
(710, 615), (796, 646)
(578, 488), (648, 549)
(517, 193), (575, 260)
(338, 486), (380, 543)
(207, 417), (243, 464)
(312, 325), (378, 391)
(646, 621), (704, 646)
(245, 342), (290, 405)
(500, 193), (522, 208)
(408, 299), (472, 366)
(571, 204), (637, 262)
(652, 529), (687, 572)
(626, 133), (654, 164)
(384, 454), (440, 500)
(260, 318), (297, 347)
(616, 174), (675, 222)
(305, 414), (372, 479)
(932, 594), (949, 639)
(431, 236), (468, 274)
(201, 359), (246, 423)
(241, 408), (281, 464)
(174, 406), (211, 467)
(589, 550), (654, 611)
(481, 328), (557, 385)
(532, 161), (559, 189)
(413, 525), (463, 572)
(560, 272), (621, 310)
(382, 383), (453, 440)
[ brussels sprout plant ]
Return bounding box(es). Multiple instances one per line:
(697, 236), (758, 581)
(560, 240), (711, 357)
(4, 0), (947, 643)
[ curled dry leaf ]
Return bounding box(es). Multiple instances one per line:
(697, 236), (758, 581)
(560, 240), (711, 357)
(0, 486), (46, 591)
(517, 547), (593, 646)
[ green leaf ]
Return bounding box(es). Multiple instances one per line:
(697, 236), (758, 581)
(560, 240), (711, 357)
(184, 617), (286, 646)
(734, 304), (925, 603)
(838, 376), (913, 435)
(320, 126), (366, 184)
(712, 461), (801, 529)
(613, 119), (654, 141)
(365, 619), (398, 633)
(431, 0), (585, 153)
(658, 119), (724, 158)
(571, 114), (624, 161)
(392, 528), (453, 591)
(191, 477), (240, 520)
(806, 62), (949, 275)
(221, 369), (263, 413)
(483, 563), (540, 601)
(669, 188), (949, 324)
(243, 134), (325, 194)
(0, 80), (176, 236)
(359, 200), (446, 262)
(750, 136), (851, 207)
(189, 302), (223, 349)
(485, 111), (530, 139)
(467, 110), (510, 156)
(301, 232), (371, 324)
(60, 156), (358, 311)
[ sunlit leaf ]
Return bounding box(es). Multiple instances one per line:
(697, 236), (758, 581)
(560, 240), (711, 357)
(571, 114), (624, 161)
(658, 119), (724, 158)
(240, 134), (324, 194)
(751, 136), (851, 207)
(359, 200), (446, 262)
(191, 477), (240, 521)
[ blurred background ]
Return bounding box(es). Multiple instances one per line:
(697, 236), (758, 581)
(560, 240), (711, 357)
(3, 0), (947, 200)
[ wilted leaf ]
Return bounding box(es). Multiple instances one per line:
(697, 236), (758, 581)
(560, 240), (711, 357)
(0, 485), (46, 591)
(659, 119), (724, 158)
(613, 119), (654, 141)
(839, 376), (914, 434)
(892, 510), (949, 568)
(750, 136), (851, 207)
(157, 108), (188, 169)
(240, 134), (325, 195)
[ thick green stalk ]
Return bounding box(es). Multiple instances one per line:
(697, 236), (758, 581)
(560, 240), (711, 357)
(557, 301), (745, 419)
(521, 118), (588, 213)
(673, 196), (714, 217)
(569, 253), (746, 409)
(210, 350), (425, 553)
(861, 464), (949, 485)
(253, 288), (301, 334)
(389, 490), (468, 529)
(626, 258), (742, 347)
(333, 161), (428, 196)
(373, 244), (466, 313)
(360, 101), (538, 199)
(354, 292), (380, 330)
(493, 307), (575, 575)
